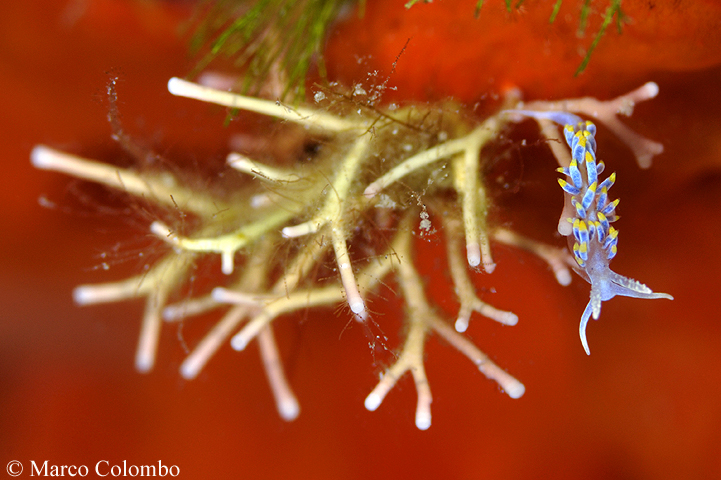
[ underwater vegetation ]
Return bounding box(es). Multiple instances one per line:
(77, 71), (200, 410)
(29, 0), (678, 429)
(31, 75), (672, 428)
(5, 0), (721, 478)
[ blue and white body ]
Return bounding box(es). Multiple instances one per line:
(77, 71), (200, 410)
(505, 109), (673, 355)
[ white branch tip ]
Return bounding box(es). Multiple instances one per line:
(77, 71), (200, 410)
(497, 311), (519, 326)
(415, 409), (431, 431)
(639, 81), (659, 101)
(503, 379), (526, 399)
(150, 221), (173, 239)
(212, 287), (260, 305)
(135, 352), (154, 373)
(364, 392), (382, 411)
(483, 260), (497, 274)
(466, 243), (481, 267)
(278, 397), (301, 422)
(73, 286), (104, 305)
(180, 357), (203, 380)
(455, 317), (469, 333)
(230, 332), (251, 351)
(30, 145), (58, 170)
(555, 268), (572, 287)
(167, 77), (189, 97)
(282, 222), (317, 238)
(349, 298), (366, 315)
(363, 184), (380, 199)
(221, 251), (234, 275)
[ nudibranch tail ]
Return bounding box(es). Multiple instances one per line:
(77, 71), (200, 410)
(579, 299), (595, 356)
(580, 270), (674, 355)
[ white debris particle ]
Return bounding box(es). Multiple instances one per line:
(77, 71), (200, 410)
(38, 195), (56, 209)
(419, 210), (431, 231)
(354, 84), (367, 96)
(314, 91), (326, 103)
(251, 193), (272, 208)
(374, 194), (397, 209)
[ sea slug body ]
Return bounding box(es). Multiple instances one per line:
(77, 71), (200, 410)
(505, 109), (673, 355)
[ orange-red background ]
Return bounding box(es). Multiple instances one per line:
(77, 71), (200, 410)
(1, 1), (720, 478)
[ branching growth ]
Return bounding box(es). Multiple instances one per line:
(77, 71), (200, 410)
(32, 76), (663, 428)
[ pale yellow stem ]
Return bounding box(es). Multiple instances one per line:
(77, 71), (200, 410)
(179, 304), (251, 380)
(257, 326), (300, 421)
(151, 206), (293, 274)
(31, 145), (222, 216)
(168, 77), (362, 132)
(331, 224), (365, 316)
(230, 283), (344, 351)
(364, 225), (433, 430)
(428, 315), (525, 399)
(227, 153), (300, 183)
(282, 134), (371, 238)
(134, 254), (192, 372)
(444, 215), (517, 331)
(522, 82), (663, 168)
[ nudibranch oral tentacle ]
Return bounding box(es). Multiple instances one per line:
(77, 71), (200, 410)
(505, 109), (673, 355)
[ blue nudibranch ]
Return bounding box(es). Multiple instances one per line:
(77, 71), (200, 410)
(507, 110), (673, 355)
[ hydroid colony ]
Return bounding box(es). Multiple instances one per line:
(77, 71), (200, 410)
(32, 76), (669, 429)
